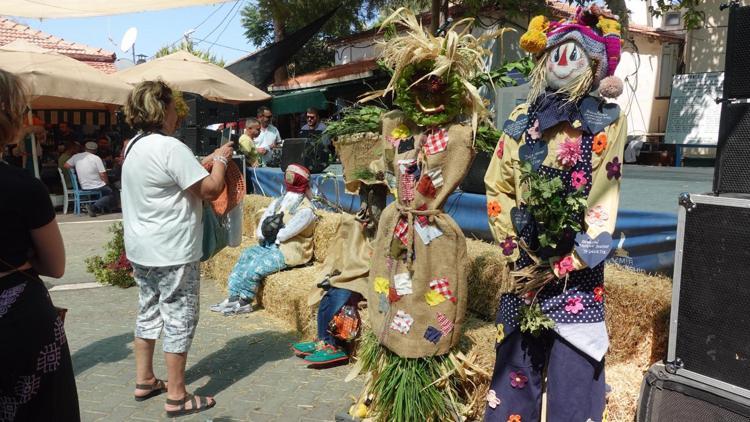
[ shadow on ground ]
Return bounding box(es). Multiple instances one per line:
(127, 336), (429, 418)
(72, 331), (133, 375)
(186, 330), (294, 396)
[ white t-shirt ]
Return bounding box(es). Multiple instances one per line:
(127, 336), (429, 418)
(254, 125), (281, 161)
(66, 152), (106, 190)
(121, 133), (209, 267)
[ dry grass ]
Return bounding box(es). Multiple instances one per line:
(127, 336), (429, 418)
(203, 198), (673, 422)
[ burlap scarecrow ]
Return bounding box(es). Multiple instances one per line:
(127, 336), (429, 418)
(483, 6), (626, 421)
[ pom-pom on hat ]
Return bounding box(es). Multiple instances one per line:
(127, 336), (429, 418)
(284, 164), (311, 194)
(520, 6), (624, 98)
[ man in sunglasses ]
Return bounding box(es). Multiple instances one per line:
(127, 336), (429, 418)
(300, 108), (326, 133)
(254, 106), (281, 166)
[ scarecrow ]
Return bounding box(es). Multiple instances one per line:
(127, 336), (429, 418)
(349, 8), (498, 421)
(483, 6), (626, 421)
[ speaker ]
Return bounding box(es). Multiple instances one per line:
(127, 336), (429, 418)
(279, 138), (330, 174)
(637, 362), (750, 422)
(723, 6), (750, 100)
(714, 103), (750, 194)
(459, 151), (491, 194)
(180, 127), (221, 156)
(669, 193), (750, 399)
(183, 94), (239, 127)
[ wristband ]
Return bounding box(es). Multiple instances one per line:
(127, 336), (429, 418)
(213, 156), (228, 166)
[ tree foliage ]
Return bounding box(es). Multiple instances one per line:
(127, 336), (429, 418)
(155, 40), (225, 67)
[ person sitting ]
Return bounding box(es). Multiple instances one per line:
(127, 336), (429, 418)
(64, 140), (116, 217)
(57, 141), (80, 187)
(212, 164), (318, 315)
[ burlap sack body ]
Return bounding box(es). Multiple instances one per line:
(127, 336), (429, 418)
(321, 213), (373, 297)
(334, 132), (384, 193)
(365, 111), (476, 357)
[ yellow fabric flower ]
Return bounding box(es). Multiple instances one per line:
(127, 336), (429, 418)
(520, 30), (547, 54)
(496, 323), (505, 343)
(374, 277), (390, 294)
(390, 124), (411, 141)
(425, 290), (447, 306)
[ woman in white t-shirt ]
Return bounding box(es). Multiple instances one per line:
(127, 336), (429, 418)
(121, 80), (232, 417)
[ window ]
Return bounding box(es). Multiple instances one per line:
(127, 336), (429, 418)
(664, 12), (682, 28)
(659, 43), (681, 97)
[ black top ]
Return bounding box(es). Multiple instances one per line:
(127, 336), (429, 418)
(0, 160), (55, 272)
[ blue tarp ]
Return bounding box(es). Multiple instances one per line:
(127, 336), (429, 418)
(247, 167), (677, 275)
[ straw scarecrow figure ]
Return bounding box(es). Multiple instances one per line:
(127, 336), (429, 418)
(483, 5), (626, 421)
(350, 8), (501, 421)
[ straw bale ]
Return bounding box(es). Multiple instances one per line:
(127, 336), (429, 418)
(242, 194), (274, 236)
(260, 264), (323, 338)
(312, 211), (342, 263)
(466, 239), (507, 320)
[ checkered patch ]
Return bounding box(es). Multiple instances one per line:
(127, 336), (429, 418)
(393, 217), (409, 245)
(436, 312), (454, 335)
(415, 204), (429, 227)
(429, 278), (457, 303)
(400, 173), (416, 203)
(422, 128), (448, 155)
(426, 168), (444, 188)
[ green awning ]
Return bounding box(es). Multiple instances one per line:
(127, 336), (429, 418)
(271, 88), (328, 115)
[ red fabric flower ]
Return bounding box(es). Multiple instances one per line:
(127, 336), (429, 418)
(593, 285), (606, 302)
(496, 139), (505, 159)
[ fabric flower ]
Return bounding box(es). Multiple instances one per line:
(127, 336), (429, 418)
(571, 170), (588, 190)
(507, 414), (522, 422)
(496, 139), (505, 159)
(527, 119), (541, 140)
(391, 124), (411, 140)
(593, 132), (608, 155)
(509, 371), (528, 389)
(565, 296), (584, 314)
(486, 389), (501, 409)
(593, 285), (606, 302)
(606, 157), (622, 180)
(487, 200), (501, 217)
(556, 137), (582, 167)
(496, 323), (505, 343)
(522, 291), (535, 305)
(554, 256), (575, 277)
(500, 236), (518, 256)
(585, 205), (609, 228)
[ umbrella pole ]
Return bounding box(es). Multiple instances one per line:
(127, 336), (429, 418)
(27, 109), (39, 179)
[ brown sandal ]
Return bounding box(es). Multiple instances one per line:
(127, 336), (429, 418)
(134, 378), (167, 402)
(165, 393), (216, 417)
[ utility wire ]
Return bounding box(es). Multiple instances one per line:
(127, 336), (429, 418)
(196, 0), (241, 47)
(205, 0), (244, 54)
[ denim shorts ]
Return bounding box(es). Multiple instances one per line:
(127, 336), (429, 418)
(132, 262), (200, 353)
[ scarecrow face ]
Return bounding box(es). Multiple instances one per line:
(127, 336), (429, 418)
(545, 40), (590, 90)
(396, 61), (462, 126)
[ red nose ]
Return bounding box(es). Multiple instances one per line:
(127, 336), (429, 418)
(557, 47), (568, 66)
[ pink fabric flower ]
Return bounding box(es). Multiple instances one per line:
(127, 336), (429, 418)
(527, 119), (541, 140)
(556, 137), (582, 167)
(486, 389), (501, 409)
(554, 256), (575, 277)
(565, 296), (584, 314)
(509, 371), (529, 389)
(570, 170), (588, 190)
(496, 139), (505, 159)
(522, 291), (535, 305)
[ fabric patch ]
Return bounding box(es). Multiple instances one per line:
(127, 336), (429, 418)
(424, 326), (443, 344)
(390, 310), (414, 334)
(503, 113), (529, 140)
(436, 312), (453, 334)
(425, 290), (446, 306)
(397, 136), (415, 153)
(378, 294), (389, 313)
(415, 204), (429, 227)
(388, 287), (401, 303)
(399, 173), (416, 203)
(430, 278), (457, 303)
(394, 273), (413, 295)
(414, 223), (443, 245)
(393, 217), (409, 245)
(426, 168), (444, 188)
(374, 277), (390, 294)
(391, 124), (411, 141)
(422, 128), (448, 155)
(397, 159), (417, 174)
(416, 174), (437, 198)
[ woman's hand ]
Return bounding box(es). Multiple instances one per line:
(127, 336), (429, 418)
(216, 142), (234, 160)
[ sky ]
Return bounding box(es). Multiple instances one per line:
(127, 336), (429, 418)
(12, 0), (255, 68)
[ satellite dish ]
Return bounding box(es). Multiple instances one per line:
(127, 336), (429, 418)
(120, 27), (138, 53)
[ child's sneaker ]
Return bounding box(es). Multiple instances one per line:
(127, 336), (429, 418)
(303, 344), (348, 367)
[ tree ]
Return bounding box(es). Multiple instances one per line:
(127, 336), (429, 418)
(155, 40), (225, 67)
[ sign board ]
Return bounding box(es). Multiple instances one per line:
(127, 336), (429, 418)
(495, 83), (530, 124)
(664, 72), (723, 145)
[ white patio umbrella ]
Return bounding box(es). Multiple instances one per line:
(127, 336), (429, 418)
(115, 50), (270, 104)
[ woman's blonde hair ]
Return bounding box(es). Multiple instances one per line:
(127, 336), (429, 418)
(0, 69), (28, 148)
(123, 80), (173, 131)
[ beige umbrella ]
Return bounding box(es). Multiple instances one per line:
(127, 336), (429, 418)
(116, 50), (270, 104)
(0, 40), (132, 108)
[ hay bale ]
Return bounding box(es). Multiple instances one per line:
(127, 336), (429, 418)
(260, 264), (323, 338)
(466, 239), (506, 320)
(312, 211), (342, 263)
(242, 194), (274, 237)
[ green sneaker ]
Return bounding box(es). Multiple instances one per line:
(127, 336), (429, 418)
(291, 340), (319, 356)
(303, 345), (348, 366)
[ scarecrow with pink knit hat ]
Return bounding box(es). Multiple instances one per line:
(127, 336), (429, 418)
(483, 5), (626, 421)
